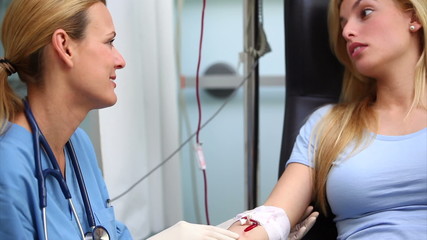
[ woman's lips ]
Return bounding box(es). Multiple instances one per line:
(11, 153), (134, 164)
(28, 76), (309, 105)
(348, 42), (367, 58)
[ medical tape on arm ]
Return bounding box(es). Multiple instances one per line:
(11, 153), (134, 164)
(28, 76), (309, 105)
(234, 205), (291, 240)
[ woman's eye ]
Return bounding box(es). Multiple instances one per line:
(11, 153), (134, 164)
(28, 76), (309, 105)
(108, 39), (115, 46)
(361, 9), (373, 18)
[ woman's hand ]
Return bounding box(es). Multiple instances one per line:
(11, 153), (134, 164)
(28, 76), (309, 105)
(288, 206), (319, 240)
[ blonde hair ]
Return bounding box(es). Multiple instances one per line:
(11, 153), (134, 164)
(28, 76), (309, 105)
(313, 0), (427, 214)
(0, 0), (106, 134)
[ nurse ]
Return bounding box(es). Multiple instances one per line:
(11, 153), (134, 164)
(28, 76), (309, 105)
(0, 0), (240, 239)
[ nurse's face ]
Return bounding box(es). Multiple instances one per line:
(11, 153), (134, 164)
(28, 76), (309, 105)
(71, 2), (126, 110)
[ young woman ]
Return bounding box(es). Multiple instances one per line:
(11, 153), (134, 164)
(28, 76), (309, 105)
(229, 0), (427, 239)
(0, 0), (239, 239)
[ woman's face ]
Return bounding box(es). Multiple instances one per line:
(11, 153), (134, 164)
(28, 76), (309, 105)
(70, 2), (126, 110)
(339, 0), (418, 79)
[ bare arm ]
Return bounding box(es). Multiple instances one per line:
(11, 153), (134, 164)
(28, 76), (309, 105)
(265, 163), (313, 226)
(228, 163), (313, 239)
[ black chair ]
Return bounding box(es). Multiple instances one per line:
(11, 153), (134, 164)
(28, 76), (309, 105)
(278, 0), (344, 239)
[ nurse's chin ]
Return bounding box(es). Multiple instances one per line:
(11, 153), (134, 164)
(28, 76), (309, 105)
(93, 96), (118, 110)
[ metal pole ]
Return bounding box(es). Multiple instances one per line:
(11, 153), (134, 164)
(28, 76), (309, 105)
(243, 0), (259, 210)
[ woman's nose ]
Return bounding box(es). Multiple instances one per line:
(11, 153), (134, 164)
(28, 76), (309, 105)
(341, 21), (357, 41)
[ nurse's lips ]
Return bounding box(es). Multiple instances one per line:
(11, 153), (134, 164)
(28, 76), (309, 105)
(348, 42), (367, 57)
(110, 76), (116, 87)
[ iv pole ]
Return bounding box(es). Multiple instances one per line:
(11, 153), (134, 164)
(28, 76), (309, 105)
(243, 0), (260, 210)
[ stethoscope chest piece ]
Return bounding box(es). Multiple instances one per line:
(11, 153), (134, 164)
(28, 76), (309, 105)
(85, 226), (110, 240)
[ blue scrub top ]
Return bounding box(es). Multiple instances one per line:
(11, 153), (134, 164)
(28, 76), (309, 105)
(0, 124), (133, 239)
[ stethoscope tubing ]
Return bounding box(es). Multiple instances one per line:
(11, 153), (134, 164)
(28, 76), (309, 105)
(66, 140), (97, 227)
(24, 100), (72, 204)
(23, 99), (104, 240)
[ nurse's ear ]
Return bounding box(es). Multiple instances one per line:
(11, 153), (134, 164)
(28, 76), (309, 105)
(51, 29), (74, 68)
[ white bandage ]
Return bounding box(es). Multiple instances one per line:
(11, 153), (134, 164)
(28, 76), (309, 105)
(234, 205), (291, 240)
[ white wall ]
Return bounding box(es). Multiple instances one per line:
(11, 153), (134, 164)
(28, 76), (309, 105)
(91, 1), (182, 239)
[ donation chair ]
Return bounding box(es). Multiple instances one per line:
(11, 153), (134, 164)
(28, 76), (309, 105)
(278, 0), (344, 239)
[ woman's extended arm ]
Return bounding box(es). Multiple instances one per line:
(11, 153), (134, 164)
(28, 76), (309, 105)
(228, 163), (313, 240)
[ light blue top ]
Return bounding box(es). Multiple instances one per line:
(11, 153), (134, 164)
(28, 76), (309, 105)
(287, 105), (427, 239)
(0, 123), (133, 240)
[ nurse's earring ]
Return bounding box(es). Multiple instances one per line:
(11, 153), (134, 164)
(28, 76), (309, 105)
(409, 25), (416, 31)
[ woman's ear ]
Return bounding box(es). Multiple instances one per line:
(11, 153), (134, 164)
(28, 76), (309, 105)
(51, 29), (74, 67)
(409, 11), (422, 32)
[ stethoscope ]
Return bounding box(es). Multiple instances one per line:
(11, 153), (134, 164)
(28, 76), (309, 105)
(23, 99), (110, 240)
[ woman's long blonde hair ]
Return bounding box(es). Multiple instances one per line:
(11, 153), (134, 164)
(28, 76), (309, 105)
(0, 0), (106, 134)
(313, 0), (427, 214)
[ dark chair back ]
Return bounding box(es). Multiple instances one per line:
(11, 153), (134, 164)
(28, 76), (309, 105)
(279, 0), (343, 238)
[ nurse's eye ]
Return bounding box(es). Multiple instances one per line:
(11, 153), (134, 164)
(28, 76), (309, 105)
(360, 8), (373, 18)
(108, 39), (115, 46)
